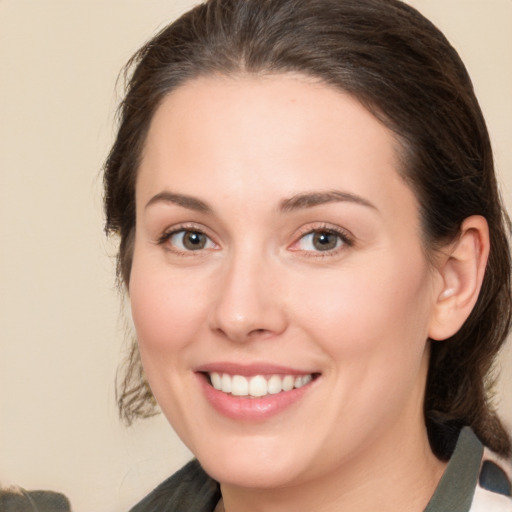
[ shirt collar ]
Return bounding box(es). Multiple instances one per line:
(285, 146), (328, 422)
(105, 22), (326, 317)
(424, 427), (483, 512)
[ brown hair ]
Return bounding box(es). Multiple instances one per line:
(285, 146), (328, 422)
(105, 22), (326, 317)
(104, 0), (512, 458)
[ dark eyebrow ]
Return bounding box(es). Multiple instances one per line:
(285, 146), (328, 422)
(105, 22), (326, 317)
(145, 191), (213, 213)
(280, 190), (377, 212)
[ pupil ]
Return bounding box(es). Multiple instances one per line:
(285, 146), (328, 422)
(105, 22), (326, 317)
(313, 231), (337, 251)
(184, 232), (206, 250)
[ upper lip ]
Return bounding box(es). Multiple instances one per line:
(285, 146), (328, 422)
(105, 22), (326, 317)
(195, 362), (317, 376)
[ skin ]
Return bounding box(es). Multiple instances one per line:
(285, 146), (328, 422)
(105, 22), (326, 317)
(130, 74), (451, 512)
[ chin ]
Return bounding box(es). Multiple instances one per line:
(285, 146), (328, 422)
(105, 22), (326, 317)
(201, 457), (301, 489)
(193, 437), (310, 489)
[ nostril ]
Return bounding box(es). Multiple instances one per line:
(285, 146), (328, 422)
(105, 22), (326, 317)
(208, 298), (288, 342)
(247, 328), (272, 338)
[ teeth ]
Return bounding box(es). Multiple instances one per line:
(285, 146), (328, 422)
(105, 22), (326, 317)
(267, 375), (282, 394)
(231, 375), (249, 396)
(248, 375), (267, 397)
(282, 375), (294, 391)
(221, 373), (232, 393)
(297, 374), (312, 387)
(211, 372), (222, 390)
(208, 372), (314, 397)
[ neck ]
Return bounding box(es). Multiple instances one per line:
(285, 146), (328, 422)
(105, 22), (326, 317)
(220, 423), (446, 512)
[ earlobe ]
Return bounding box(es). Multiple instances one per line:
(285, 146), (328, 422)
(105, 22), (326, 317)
(428, 216), (490, 341)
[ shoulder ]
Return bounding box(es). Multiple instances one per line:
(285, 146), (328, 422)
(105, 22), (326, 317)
(129, 459), (221, 512)
(426, 427), (512, 512)
(471, 487), (512, 512)
(470, 447), (512, 512)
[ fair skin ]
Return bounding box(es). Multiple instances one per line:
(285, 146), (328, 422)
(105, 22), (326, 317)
(129, 74), (488, 512)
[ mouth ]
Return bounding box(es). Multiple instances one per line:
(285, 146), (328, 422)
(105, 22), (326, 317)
(197, 365), (321, 420)
(205, 372), (318, 398)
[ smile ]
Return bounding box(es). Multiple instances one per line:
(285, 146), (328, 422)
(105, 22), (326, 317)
(208, 372), (314, 398)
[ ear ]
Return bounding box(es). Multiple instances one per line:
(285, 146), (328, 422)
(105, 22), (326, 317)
(428, 216), (490, 341)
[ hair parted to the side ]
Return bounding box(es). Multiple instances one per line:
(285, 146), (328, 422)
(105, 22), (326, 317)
(104, 0), (512, 458)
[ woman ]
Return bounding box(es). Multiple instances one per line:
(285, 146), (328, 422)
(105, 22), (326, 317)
(104, 0), (512, 510)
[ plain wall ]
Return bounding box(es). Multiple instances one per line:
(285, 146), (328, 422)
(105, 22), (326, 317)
(0, 1), (510, 511)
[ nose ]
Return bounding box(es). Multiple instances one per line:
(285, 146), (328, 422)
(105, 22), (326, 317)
(208, 250), (288, 343)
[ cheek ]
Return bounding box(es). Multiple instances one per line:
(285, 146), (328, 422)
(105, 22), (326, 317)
(129, 258), (208, 356)
(290, 250), (434, 363)
(292, 255), (433, 431)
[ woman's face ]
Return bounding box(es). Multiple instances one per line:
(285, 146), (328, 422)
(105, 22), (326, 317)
(130, 75), (442, 489)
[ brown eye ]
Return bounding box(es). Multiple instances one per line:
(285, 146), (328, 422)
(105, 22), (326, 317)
(295, 229), (345, 252)
(183, 231), (207, 250)
(312, 231), (339, 251)
(169, 230), (214, 251)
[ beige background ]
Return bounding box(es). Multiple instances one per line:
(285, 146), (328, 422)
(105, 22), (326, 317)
(0, 1), (511, 511)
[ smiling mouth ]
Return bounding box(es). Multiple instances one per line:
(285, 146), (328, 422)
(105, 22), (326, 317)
(206, 372), (318, 398)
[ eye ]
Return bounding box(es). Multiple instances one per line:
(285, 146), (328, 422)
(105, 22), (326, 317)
(166, 229), (216, 252)
(291, 228), (352, 254)
(298, 230), (342, 251)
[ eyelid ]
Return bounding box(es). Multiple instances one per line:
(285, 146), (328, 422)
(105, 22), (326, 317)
(288, 223), (355, 255)
(156, 222), (220, 254)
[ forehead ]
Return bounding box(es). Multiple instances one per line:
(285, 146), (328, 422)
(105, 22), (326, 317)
(137, 73), (415, 220)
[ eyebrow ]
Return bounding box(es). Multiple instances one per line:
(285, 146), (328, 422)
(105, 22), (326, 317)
(145, 189), (376, 214)
(279, 190), (377, 212)
(145, 191), (213, 213)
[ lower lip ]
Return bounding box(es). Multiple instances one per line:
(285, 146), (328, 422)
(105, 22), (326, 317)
(198, 374), (315, 421)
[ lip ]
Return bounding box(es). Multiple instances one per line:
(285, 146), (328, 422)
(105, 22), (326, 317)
(196, 362), (314, 376)
(195, 363), (319, 421)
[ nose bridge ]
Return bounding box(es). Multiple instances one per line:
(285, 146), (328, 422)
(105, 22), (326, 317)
(209, 243), (286, 341)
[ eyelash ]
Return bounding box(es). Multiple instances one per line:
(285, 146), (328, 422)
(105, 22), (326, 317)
(156, 223), (354, 257)
(157, 224), (218, 255)
(289, 224), (354, 257)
